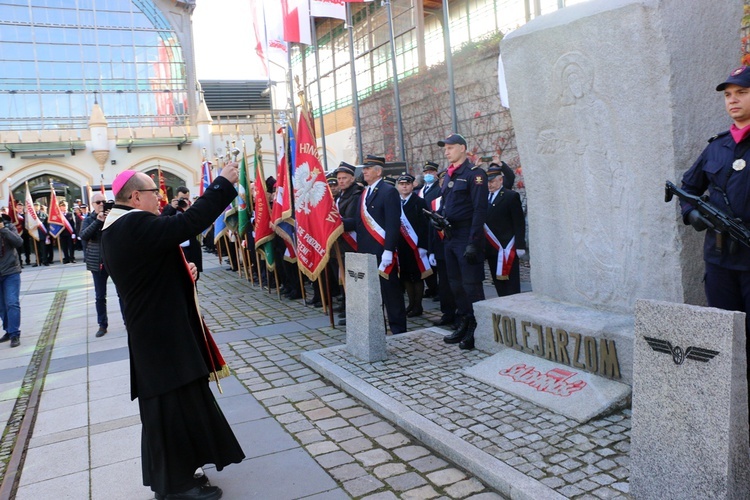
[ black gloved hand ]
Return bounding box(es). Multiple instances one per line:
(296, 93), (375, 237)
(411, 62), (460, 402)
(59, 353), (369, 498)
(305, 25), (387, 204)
(429, 218), (443, 230)
(463, 243), (479, 265)
(687, 209), (711, 232)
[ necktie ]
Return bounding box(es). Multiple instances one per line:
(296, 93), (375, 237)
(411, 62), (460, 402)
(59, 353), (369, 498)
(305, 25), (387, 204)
(366, 186), (372, 201)
(489, 192), (495, 204)
(401, 199), (406, 206)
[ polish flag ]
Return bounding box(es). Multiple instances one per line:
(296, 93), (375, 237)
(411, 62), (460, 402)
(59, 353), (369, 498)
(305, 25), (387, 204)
(252, 0), (289, 77)
(311, 0), (346, 21)
(281, 0), (311, 45)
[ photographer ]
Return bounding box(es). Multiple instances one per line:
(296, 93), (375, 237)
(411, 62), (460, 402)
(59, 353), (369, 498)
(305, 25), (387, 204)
(161, 186), (203, 279)
(81, 193), (114, 338)
(0, 214), (23, 348)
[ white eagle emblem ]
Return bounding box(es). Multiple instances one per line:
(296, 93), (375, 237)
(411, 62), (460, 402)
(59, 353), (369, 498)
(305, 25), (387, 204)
(294, 162), (327, 214)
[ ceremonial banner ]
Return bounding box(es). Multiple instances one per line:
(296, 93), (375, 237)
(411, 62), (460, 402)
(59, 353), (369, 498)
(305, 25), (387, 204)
(48, 187), (73, 238)
(311, 0), (346, 20)
(200, 160), (212, 196)
(237, 152), (252, 236)
(7, 186), (22, 234)
(293, 103), (343, 281)
(253, 143), (275, 270)
(272, 126), (298, 262)
(281, 0), (311, 45)
(157, 167), (168, 210)
(24, 182), (41, 240)
(252, 0), (288, 77)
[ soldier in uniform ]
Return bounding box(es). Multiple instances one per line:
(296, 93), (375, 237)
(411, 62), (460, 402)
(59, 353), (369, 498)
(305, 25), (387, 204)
(335, 162), (364, 326)
(396, 173), (430, 317)
(428, 169), (458, 327)
(419, 161), (440, 298)
(437, 134), (488, 350)
(484, 163), (526, 297)
(344, 155), (406, 334)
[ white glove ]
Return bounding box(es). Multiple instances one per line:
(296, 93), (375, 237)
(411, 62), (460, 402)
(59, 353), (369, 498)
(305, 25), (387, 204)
(428, 253), (437, 266)
(517, 249), (526, 258)
(418, 248), (428, 259)
(380, 250), (393, 267)
(71, 233), (76, 239)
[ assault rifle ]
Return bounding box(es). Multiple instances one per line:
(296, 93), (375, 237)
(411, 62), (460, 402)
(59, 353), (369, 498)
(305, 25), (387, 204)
(665, 180), (750, 249)
(422, 208), (452, 240)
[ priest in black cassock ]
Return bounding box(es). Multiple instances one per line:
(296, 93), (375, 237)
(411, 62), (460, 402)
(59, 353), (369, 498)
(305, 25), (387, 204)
(101, 166), (244, 500)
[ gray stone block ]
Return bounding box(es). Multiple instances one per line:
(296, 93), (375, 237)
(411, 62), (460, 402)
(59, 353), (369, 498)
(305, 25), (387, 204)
(474, 294), (633, 384)
(631, 299), (749, 499)
(345, 252), (386, 362)
(501, 0), (742, 312)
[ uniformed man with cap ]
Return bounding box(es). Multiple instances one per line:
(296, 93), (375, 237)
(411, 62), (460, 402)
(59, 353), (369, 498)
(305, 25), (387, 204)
(396, 172), (430, 317)
(344, 155), (407, 334)
(436, 133), (488, 349)
(333, 161), (364, 325)
(681, 66), (750, 404)
(419, 161), (440, 299)
(485, 162), (526, 302)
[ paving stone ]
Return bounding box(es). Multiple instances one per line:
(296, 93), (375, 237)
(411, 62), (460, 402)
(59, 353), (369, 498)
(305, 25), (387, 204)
(316, 450), (355, 468)
(385, 472), (428, 492)
(339, 407), (371, 419)
(339, 437), (374, 454)
(373, 463), (408, 479)
(426, 468), (466, 486)
(400, 485), (440, 499)
(342, 475), (385, 497)
(296, 399), (325, 411)
(444, 478), (485, 498)
(330, 462), (369, 482)
(350, 413), (381, 427)
(296, 429), (326, 445)
(316, 417), (349, 431)
(374, 432), (411, 450)
(361, 492), (399, 500)
(306, 441), (340, 457)
(327, 426), (364, 443)
(360, 421), (396, 438)
(305, 407), (337, 421)
(409, 456), (449, 473)
(354, 449), (393, 467)
(393, 445), (430, 461)
(266, 403), (295, 415)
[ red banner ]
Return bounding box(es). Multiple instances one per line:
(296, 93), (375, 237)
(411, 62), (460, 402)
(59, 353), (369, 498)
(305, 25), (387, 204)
(293, 108), (342, 281)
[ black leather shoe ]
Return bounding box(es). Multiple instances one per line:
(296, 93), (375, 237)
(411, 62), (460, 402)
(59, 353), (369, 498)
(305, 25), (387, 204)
(433, 317), (455, 327)
(165, 485), (221, 500)
(156, 476), (211, 500)
(459, 317), (477, 350)
(0, 334), (9, 343)
(406, 307), (423, 318)
(95, 328), (107, 338)
(10, 337), (20, 348)
(444, 317), (469, 344)
(459, 337), (475, 350)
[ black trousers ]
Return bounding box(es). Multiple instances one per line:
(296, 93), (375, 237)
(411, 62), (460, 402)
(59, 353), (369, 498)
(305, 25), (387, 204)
(444, 227), (485, 318)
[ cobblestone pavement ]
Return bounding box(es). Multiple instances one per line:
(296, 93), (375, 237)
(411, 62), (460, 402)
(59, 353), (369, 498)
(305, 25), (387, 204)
(198, 257), (631, 500)
(200, 263), (505, 499)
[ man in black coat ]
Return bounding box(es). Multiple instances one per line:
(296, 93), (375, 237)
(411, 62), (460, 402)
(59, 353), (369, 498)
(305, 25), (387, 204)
(396, 173), (430, 317)
(332, 162), (363, 325)
(343, 155), (406, 334)
(418, 161), (440, 298)
(484, 163), (526, 297)
(101, 166), (244, 500)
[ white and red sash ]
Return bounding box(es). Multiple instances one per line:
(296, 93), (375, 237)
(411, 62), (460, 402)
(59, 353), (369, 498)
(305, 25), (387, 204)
(361, 189), (395, 277)
(484, 224), (515, 280)
(430, 196), (445, 240)
(399, 205), (433, 279)
(341, 230), (357, 251)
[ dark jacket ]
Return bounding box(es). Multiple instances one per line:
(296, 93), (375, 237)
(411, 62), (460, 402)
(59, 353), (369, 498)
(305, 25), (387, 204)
(80, 213), (104, 272)
(344, 179), (401, 256)
(485, 188), (526, 251)
(160, 204), (203, 273)
(337, 183), (364, 253)
(681, 131), (750, 270)
(0, 224), (23, 276)
(101, 177), (237, 400)
(396, 194), (429, 278)
(440, 159), (488, 244)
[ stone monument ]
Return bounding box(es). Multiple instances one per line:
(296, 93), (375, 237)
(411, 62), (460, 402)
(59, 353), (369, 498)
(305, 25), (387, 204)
(631, 299), (749, 498)
(470, 1), (742, 391)
(344, 252), (386, 362)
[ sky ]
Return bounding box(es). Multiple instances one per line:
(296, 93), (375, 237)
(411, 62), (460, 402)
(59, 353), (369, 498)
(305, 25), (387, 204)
(192, 0), (267, 81)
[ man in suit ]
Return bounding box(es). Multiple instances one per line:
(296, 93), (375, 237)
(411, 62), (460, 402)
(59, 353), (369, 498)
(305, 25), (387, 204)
(334, 162), (364, 326)
(101, 167), (245, 500)
(343, 155), (406, 334)
(427, 169), (457, 327)
(484, 162), (526, 297)
(418, 161), (440, 298)
(396, 173), (430, 317)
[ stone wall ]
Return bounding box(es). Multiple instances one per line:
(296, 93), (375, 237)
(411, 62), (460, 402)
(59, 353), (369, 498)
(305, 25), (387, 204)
(358, 37), (521, 191)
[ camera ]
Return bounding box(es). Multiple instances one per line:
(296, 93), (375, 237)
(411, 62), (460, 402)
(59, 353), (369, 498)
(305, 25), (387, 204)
(177, 198), (188, 209)
(479, 156), (494, 163)
(103, 201), (115, 211)
(1, 214), (11, 228)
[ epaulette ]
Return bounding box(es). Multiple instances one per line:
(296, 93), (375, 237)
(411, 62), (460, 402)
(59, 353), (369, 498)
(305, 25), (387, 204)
(708, 130), (730, 143)
(470, 165), (480, 170)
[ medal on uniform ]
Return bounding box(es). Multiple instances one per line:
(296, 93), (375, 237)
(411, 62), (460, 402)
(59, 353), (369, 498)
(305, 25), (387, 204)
(733, 159), (746, 171)
(447, 181), (454, 188)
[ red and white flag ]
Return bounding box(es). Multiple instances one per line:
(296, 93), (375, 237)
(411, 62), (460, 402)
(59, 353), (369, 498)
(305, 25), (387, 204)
(251, 0), (289, 77)
(281, 0), (311, 45)
(24, 182), (42, 240)
(311, 0), (346, 20)
(293, 104), (343, 281)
